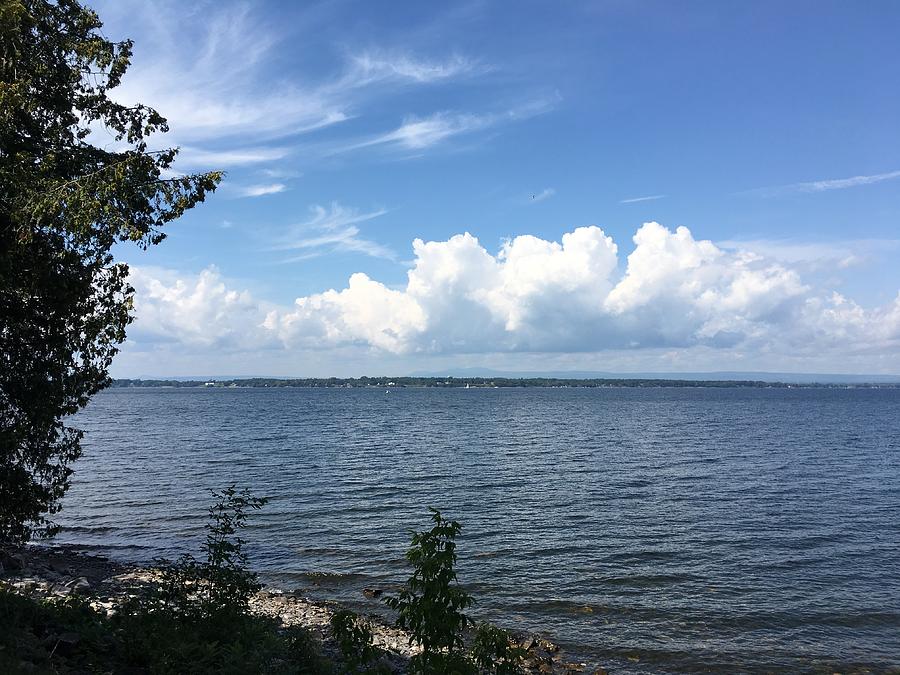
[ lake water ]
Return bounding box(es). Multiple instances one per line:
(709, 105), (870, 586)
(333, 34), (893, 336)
(57, 386), (900, 673)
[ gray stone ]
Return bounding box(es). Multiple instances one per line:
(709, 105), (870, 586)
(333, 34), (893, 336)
(65, 576), (91, 593)
(0, 549), (25, 572)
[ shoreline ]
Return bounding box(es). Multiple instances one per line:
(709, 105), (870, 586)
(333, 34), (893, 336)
(2, 545), (603, 674)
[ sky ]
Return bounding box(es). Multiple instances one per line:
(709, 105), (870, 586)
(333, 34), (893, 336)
(92, 0), (900, 377)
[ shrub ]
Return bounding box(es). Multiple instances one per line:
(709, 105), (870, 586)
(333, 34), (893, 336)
(153, 485), (267, 620)
(111, 486), (329, 674)
(331, 608), (383, 673)
(470, 622), (526, 674)
(386, 509), (526, 674)
(386, 508), (474, 673)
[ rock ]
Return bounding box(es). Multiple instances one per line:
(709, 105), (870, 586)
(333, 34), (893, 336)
(65, 576), (91, 593)
(0, 549), (25, 573)
(49, 559), (71, 575)
(50, 632), (82, 657)
(537, 638), (560, 653)
(57, 632), (81, 646)
(518, 635), (537, 650)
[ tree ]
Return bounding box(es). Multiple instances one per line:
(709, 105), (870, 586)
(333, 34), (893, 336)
(0, 0), (221, 544)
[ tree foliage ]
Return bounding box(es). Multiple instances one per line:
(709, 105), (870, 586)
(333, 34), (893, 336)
(0, 0), (221, 543)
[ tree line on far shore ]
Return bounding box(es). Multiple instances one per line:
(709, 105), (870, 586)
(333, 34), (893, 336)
(110, 377), (897, 389)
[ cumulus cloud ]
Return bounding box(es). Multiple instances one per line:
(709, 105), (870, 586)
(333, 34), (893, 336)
(127, 267), (274, 350)
(127, 223), (900, 366)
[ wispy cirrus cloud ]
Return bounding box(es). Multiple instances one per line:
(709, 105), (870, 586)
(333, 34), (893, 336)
(340, 96), (559, 154)
(744, 170), (900, 197)
(176, 146), (290, 168)
(96, 3), (491, 172)
(275, 203), (396, 261)
(718, 237), (900, 269)
(346, 51), (478, 85)
(620, 194), (666, 204)
(235, 183), (288, 198)
(347, 112), (491, 151)
(106, 3), (349, 145)
(530, 188), (556, 203)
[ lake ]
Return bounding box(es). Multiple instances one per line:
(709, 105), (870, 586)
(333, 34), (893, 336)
(57, 386), (900, 673)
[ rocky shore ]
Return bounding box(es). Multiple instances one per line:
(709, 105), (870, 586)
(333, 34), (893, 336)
(1, 546), (604, 674)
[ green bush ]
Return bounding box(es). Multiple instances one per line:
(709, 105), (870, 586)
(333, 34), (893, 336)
(386, 508), (523, 674)
(386, 508), (474, 673)
(0, 486), (329, 674)
(330, 608), (387, 673)
(152, 485), (268, 620)
(112, 485), (331, 673)
(2, 498), (529, 674)
(470, 622), (526, 674)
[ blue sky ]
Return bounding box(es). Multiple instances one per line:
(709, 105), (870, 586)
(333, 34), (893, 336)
(94, 0), (900, 377)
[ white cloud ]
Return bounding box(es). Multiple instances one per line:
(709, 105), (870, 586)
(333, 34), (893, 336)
(717, 238), (900, 269)
(620, 194), (665, 204)
(96, 3), (489, 170)
(347, 51), (476, 84)
(127, 267), (274, 351)
(343, 112), (491, 152)
(341, 97), (558, 153)
(264, 274), (427, 353)
(106, 4), (348, 145)
(124, 223), (900, 366)
(176, 146), (290, 168)
(530, 188), (555, 203)
(746, 170), (900, 196)
(235, 183), (287, 198)
(275, 203), (396, 261)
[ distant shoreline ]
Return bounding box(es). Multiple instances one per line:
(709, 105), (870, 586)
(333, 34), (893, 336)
(110, 377), (900, 389)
